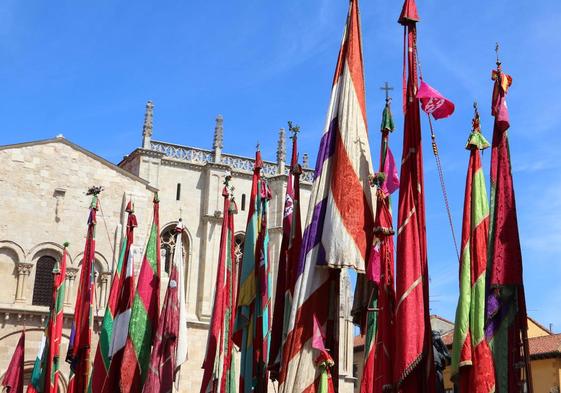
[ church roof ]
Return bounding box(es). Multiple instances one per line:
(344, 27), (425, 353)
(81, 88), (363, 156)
(0, 137), (158, 192)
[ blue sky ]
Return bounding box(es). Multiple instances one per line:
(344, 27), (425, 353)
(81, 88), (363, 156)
(1, 1), (560, 330)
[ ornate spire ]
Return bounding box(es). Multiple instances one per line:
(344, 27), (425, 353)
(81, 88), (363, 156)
(277, 127), (286, 174)
(142, 101), (154, 149)
(302, 153), (309, 168)
(213, 114), (224, 163)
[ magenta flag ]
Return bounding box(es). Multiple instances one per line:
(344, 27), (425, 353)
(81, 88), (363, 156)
(417, 80), (455, 120)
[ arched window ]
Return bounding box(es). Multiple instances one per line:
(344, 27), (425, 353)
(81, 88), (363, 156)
(32, 256), (56, 306)
(160, 224), (189, 275)
(234, 233), (245, 266)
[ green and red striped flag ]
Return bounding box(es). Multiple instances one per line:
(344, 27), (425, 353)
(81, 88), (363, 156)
(119, 194), (161, 393)
(451, 108), (495, 393)
(67, 190), (100, 393)
(90, 201), (137, 393)
(26, 244), (68, 393)
(201, 179), (238, 393)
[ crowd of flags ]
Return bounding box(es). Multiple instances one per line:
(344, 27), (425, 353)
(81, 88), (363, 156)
(0, 0), (532, 392)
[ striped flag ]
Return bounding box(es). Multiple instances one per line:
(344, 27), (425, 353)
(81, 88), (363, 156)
(119, 194), (162, 393)
(358, 99), (399, 393)
(2, 331), (24, 393)
(201, 181), (238, 393)
(91, 201), (137, 393)
(451, 109), (495, 392)
(279, 0), (375, 391)
(144, 220), (188, 393)
(269, 129), (303, 380)
(394, 0), (435, 391)
(233, 150), (272, 393)
(484, 62), (531, 392)
(67, 192), (99, 393)
(26, 245), (68, 393)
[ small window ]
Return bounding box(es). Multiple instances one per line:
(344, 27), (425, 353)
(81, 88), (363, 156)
(176, 183), (181, 201)
(241, 194), (246, 211)
(32, 256), (57, 306)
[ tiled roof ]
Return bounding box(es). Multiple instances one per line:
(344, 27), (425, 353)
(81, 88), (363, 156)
(355, 333), (561, 359)
(528, 333), (561, 358)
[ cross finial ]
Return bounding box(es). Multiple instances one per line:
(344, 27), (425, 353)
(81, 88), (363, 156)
(380, 81), (394, 101)
(495, 42), (501, 67)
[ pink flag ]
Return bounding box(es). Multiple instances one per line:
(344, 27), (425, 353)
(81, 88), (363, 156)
(417, 80), (455, 120)
(382, 147), (399, 195)
(312, 314), (326, 352)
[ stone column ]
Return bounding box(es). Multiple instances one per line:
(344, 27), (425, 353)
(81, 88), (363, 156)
(64, 267), (79, 305)
(338, 268), (356, 392)
(100, 272), (112, 309)
(15, 262), (33, 302)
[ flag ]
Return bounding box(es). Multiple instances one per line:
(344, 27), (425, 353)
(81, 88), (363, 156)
(484, 62), (530, 392)
(2, 331), (24, 393)
(233, 150), (272, 393)
(200, 181), (238, 393)
(43, 244), (68, 393)
(416, 81), (455, 120)
(67, 191), (99, 393)
(450, 109), (495, 393)
(91, 202), (137, 393)
(357, 99), (399, 393)
(394, 0), (435, 391)
(119, 194), (162, 393)
(312, 315), (335, 393)
(28, 329), (46, 393)
(279, 1), (375, 391)
(269, 130), (303, 380)
(144, 219), (188, 393)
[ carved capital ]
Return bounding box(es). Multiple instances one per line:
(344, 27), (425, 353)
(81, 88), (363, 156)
(65, 267), (80, 280)
(100, 272), (112, 283)
(17, 262), (33, 275)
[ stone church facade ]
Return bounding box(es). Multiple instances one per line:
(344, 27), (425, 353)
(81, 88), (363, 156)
(0, 102), (356, 392)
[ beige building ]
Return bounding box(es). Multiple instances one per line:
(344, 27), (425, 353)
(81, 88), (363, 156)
(0, 102), (356, 392)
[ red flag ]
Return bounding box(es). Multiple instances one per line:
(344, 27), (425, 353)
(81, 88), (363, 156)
(485, 62), (531, 392)
(43, 244), (68, 393)
(67, 190), (99, 393)
(2, 331), (24, 393)
(416, 81), (455, 120)
(394, 1), (435, 391)
(144, 220), (188, 393)
(269, 129), (303, 380)
(200, 181), (238, 393)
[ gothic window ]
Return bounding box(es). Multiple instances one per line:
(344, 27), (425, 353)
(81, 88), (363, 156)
(160, 224), (189, 275)
(32, 256), (56, 306)
(234, 233), (245, 265)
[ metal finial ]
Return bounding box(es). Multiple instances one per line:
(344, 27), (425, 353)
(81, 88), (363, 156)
(256, 142), (260, 151)
(495, 42), (501, 67)
(86, 186), (103, 196)
(380, 81), (394, 102)
(288, 121), (300, 137)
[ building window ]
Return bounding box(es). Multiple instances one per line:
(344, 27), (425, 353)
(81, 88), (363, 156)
(176, 183), (181, 201)
(241, 194), (246, 211)
(32, 256), (56, 306)
(234, 233), (245, 265)
(160, 224), (189, 275)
